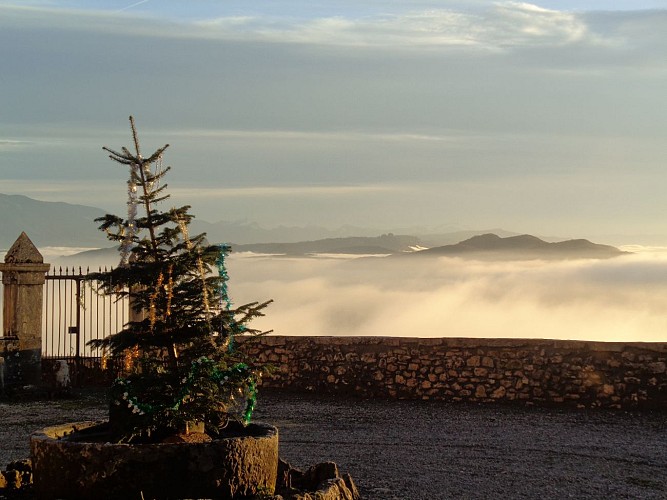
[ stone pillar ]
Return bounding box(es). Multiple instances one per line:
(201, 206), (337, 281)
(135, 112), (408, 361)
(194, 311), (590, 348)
(0, 232), (50, 388)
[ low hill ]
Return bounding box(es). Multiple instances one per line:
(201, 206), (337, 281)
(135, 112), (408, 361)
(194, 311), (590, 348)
(412, 233), (628, 260)
(416, 228), (524, 247)
(56, 234), (422, 268)
(190, 220), (390, 245)
(55, 246), (119, 269)
(233, 234), (423, 255)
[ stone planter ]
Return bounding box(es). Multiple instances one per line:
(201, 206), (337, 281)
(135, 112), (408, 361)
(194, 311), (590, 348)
(30, 421), (279, 499)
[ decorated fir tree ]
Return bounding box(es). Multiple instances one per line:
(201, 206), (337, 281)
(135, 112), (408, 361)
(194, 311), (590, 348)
(89, 117), (271, 442)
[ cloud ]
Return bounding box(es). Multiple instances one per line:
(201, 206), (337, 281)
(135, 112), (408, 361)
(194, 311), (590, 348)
(0, 2), (619, 51)
(226, 251), (667, 342)
(196, 3), (598, 49)
(487, 2), (590, 45)
(116, 0), (152, 13)
(169, 128), (463, 144)
(0, 140), (32, 151)
(0, 179), (85, 194)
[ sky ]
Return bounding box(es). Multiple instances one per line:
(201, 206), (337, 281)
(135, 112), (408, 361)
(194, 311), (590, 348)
(2, 1), (667, 243)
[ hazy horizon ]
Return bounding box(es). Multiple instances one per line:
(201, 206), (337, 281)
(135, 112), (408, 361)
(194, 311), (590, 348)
(2, 242), (666, 343)
(3, 190), (667, 248)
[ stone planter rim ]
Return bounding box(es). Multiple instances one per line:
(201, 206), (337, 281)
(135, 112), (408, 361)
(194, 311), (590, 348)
(31, 419), (277, 445)
(31, 420), (279, 499)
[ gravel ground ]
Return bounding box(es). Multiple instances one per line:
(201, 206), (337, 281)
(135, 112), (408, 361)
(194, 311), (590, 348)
(1, 389), (666, 499)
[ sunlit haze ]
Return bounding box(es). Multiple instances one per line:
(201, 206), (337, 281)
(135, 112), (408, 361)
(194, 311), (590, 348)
(36, 247), (667, 343)
(225, 249), (667, 343)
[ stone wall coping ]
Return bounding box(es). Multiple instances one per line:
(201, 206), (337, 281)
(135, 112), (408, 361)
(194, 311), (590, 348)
(241, 335), (667, 353)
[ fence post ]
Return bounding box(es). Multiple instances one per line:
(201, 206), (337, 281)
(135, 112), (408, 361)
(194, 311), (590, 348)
(0, 232), (50, 389)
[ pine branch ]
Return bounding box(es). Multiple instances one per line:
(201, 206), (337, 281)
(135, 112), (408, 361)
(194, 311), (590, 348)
(102, 146), (135, 163)
(129, 115), (141, 158)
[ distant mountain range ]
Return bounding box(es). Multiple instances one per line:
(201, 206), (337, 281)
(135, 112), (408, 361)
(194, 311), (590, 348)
(0, 193), (524, 249)
(235, 233), (628, 259)
(190, 220), (523, 247)
(0, 194), (629, 262)
(0, 194), (398, 249)
(409, 233), (628, 260)
(57, 233), (628, 270)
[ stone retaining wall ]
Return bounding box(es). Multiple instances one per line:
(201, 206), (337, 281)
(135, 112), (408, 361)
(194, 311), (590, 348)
(240, 336), (667, 409)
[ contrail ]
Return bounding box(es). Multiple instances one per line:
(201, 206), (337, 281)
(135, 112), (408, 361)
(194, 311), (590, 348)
(117, 0), (151, 12)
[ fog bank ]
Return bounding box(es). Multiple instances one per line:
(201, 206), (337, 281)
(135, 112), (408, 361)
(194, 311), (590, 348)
(226, 250), (667, 342)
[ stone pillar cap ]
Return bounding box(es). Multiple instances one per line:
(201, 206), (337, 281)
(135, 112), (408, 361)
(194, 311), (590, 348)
(4, 232), (43, 264)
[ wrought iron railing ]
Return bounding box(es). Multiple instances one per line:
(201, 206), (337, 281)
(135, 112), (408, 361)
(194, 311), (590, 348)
(43, 267), (128, 360)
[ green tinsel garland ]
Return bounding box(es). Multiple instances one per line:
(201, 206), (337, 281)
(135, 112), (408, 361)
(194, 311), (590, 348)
(114, 357), (257, 425)
(216, 244), (246, 353)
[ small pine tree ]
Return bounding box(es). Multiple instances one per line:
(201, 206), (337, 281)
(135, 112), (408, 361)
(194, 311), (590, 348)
(89, 117), (271, 442)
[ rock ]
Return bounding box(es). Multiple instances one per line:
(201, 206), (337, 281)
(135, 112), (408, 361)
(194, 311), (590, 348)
(467, 356), (481, 367)
(648, 362), (666, 374)
(304, 461), (339, 487)
(600, 384), (615, 397)
(491, 386), (506, 399)
(1, 469), (21, 490)
(317, 477), (356, 500)
(0, 458), (33, 494)
(43, 360), (72, 398)
(274, 459), (360, 500)
(276, 458), (295, 490)
(342, 473), (360, 499)
(6, 459), (31, 473)
(482, 357), (495, 368)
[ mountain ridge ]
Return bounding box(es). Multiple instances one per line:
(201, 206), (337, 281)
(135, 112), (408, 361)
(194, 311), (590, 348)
(233, 234), (421, 255)
(0, 193), (527, 249)
(0, 194), (631, 257)
(412, 233), (627, 260)
(0, 194), (108, 248)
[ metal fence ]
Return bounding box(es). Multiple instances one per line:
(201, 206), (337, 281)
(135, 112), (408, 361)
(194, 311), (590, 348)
(43, 267), (128, 361)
